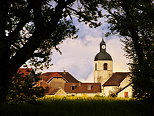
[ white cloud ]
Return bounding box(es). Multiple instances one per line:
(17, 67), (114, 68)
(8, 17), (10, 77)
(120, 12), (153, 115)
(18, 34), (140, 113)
(107, 36), (129, 72)
(42, 18), (129, 82)
(43, 35), (129, 82)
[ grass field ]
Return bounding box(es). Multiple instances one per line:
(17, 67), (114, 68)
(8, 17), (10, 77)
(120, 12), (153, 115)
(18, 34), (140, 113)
(0, 96), (152, 116)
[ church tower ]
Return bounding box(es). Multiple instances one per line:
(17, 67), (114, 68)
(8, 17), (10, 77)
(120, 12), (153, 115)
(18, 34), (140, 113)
(94, 37), (113, 85)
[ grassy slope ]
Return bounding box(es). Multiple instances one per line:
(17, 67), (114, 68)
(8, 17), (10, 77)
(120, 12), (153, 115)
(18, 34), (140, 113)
(0, 97), (151, 116)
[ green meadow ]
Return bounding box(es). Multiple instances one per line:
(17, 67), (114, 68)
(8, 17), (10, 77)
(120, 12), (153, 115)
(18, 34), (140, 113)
(0, 96), (151, 116)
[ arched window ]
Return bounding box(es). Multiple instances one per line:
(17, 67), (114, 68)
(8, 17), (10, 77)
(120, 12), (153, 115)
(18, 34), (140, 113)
(95, 63), (97, 70)
(103, 63), (107, 70)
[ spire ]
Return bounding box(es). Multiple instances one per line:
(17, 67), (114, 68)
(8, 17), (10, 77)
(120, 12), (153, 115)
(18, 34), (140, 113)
(100, 37), (106, 45)
(101, 33), (105, 44)
(100, 35), (106, 52)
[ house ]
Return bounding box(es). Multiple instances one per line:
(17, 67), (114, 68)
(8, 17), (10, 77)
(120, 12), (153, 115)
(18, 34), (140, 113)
(102, 72), (132, 97)
(64, 83), (101, 96)
(39, 72), (101, 96)
(39, 72), (80, 96)
(40, 72), (79, 89)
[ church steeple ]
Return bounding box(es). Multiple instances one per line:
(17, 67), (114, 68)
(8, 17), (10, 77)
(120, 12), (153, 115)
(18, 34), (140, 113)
(94, 35), (113, 86)
(100, 37), (106, 52)
(94, 35), (112, 61)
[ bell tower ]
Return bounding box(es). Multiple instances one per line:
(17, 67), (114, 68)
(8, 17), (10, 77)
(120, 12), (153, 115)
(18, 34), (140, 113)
(94, 37), (113, 85)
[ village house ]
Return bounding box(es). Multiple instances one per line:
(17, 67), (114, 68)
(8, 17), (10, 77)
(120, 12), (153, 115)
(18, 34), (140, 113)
(38, 72), (101, 96)
(64, 83), (101, 96)
(102, 72), (132, 97)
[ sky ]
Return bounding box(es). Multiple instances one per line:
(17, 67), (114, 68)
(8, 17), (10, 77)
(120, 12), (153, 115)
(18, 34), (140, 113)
(43, 18), (130, 82)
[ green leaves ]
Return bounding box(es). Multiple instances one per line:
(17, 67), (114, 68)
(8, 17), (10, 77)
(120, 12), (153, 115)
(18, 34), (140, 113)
(0, 0), (103, 104)
(7, 72), (47, 104)
(3, 0), (103, 70)
(100, 0), (154, 99)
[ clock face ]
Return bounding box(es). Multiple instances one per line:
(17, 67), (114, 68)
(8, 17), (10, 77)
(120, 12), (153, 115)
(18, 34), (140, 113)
(102, 45), (106, 49)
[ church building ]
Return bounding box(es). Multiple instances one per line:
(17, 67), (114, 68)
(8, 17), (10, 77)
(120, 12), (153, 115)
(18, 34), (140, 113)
(94, 37), (132, 98)
(94, 38), (113, 85)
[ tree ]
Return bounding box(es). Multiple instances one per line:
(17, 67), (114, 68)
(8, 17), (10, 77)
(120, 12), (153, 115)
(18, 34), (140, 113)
(0, 0), (102, 104)
(100, 0), (154, 99)
(7, 70), (47, 104)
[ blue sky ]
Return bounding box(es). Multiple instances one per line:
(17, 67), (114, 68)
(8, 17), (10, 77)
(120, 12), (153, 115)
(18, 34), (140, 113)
(43, 18), (130, 82)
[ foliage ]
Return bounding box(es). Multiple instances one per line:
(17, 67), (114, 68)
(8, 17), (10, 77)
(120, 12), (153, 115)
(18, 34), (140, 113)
(6, 72), (48, 104)
(0, 0), (102, 103)
(0, 96), (151, 116)
(0, 0), (102, 70)
(100, 0), (154, 99)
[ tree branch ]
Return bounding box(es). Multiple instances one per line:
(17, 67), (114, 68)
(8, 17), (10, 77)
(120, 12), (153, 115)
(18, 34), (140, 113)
(32, 0), (45, 35)
(121, 1), (144, 64)
(0, 0), (11, 39)
(33, 52), (49, 58)
(10, 0), (75, 69)
(7, 2), (33, 44)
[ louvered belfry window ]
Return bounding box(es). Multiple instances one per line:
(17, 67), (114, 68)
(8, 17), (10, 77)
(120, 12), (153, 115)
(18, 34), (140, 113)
(103, 63), (107, 70)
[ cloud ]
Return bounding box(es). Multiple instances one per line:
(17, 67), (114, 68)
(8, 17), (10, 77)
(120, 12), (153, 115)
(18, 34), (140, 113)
(43, 18), (129, 82)
(72, 18), (106, 39)
(44, 34), (129, 82)
(107, 36), (129, 72)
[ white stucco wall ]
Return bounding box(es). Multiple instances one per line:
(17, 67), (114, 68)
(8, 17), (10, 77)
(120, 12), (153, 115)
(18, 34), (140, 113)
(103, 86), (119, 96)
(102, 75), (133, 98)
(117, 85), (132, 98)
(67, 93), (100, 97)
(120, 75), (131, 88)
(55, 89), (67, 96)
(48, 78), (66, 89)
(94, 60), (113, 85)
(117, 75), (133, 98)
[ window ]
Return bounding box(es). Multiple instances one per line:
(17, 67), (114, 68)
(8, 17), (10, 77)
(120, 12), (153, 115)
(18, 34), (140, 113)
(124, 92), (128, 98)
(87, 85), (93, 90)
(71, 85), (77, 90)
(103, 63), (108, 70)
(95, 63), (97, 70)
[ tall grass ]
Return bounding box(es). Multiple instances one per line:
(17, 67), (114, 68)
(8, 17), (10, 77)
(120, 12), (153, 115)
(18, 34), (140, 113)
(0, 96), (151, 116)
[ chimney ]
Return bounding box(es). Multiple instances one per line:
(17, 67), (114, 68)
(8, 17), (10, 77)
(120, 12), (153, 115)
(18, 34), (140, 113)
(63, 69), (66, 74)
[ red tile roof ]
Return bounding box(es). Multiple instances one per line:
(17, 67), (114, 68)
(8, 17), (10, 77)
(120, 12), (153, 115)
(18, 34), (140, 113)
(40, 72), (79, 83)
(116, 83), (132, 95)
(58, 72), (79, 83)
(103, 72), (129, 86)
(64, 83), (101, 93)
(47, 88), (61, 95)
(39, 72), (53, 82)
(17, 68), (33, 77)
(34, 80), (49, 89)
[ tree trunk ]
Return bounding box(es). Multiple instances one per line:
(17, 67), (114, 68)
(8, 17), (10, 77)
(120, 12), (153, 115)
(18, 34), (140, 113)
(122, 1), (144, 65)
(129, 28), (144, 64)
(0, 70), (10, 104)
(0, 0), (76, 104)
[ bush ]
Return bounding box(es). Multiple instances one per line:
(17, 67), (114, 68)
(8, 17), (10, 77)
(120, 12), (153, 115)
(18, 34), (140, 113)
(6, 72), (47, 104)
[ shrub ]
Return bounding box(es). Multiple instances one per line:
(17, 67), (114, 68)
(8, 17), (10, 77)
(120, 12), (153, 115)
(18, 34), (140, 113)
(6, 72), (48, 104)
